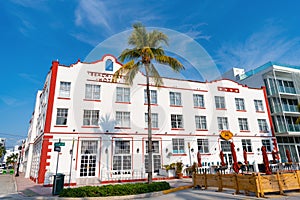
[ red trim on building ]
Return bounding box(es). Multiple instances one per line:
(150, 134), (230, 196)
(37, 135), (53, 183)
(194, 107), (206, 109)
(54, 125), (68, 128)
(44, 61), (59, 133)
(236, 110), (247, 112)
(262, 86), (276, 138)
(57, 97), (70, 100)
(172, 153), (187, 156)
(115, 102), (131, 104)
(83, 99), (101, 102)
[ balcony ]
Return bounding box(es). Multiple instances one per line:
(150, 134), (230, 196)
(288, 124), (300, 132)
(278, 86), (296, 94)
(283, 104), (298, 113)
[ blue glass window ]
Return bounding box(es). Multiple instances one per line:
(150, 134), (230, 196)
(105, 59), (113, 71)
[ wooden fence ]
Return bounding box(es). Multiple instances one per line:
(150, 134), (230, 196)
(193, 170), (300, 197)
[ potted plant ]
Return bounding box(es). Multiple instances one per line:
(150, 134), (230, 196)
(176, 161), (184, 179)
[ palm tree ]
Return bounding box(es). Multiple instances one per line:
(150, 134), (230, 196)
(113, 23), (184, 183)
(0, 144), (6, 159)
(6, 153), (18, 168)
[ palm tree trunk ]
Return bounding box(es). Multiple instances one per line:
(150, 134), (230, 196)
(145, 65), (153, 184)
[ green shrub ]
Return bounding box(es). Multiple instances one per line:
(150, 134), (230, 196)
(59, 181), (170, 197)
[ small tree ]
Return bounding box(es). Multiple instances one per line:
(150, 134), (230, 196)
(6, 153), (18, 168)
(0, 144), (6, 159)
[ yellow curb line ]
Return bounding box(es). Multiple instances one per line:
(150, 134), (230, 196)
(163, 185), (193, 194)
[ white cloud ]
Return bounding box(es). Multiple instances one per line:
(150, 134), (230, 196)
(75, 0), (111, 31)
(18, 73), (41, 85)
(216, 24), (300, 71)
(179, 23), (211, 41)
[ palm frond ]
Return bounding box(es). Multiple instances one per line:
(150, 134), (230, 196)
(148, 30), (168, 47)
(119, 49), (141, 62)
(149, 63), (163, 87)
(124, 61), (141, 85)
(155, 55), (184, 72)
(150, 47), (165, 57)
(112, 60), (135, 83)
(129, 23), (147, 48)
(141, 47), (155, 60)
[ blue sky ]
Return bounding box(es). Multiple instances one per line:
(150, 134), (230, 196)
(1, 0), (300, 148)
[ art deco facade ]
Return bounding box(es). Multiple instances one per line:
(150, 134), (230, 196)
(24, 55), (275, 186)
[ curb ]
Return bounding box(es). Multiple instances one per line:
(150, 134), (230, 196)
(163, 185), (193, 194)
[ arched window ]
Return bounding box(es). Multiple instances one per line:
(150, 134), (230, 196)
(105, 59), (113, 71)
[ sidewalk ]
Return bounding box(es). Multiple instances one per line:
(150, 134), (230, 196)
(14, 173), (192, 198)
(15, 173), (52, 197)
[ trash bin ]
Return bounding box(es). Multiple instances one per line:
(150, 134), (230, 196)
(52, 173), (65, 195)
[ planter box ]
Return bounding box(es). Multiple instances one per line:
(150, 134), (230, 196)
(159, 169), (175, 177)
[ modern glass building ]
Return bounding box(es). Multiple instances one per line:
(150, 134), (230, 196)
(223, 62), (300, 163)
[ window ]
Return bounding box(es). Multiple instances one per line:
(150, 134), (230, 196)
(254, 100), (264, 112)
(262, 139), (272, 152)
(171, 114), (183, 129)
(242, 139), (252, 152)
(172, 138), (185, 154)
(59, 82), (71, 98)
(215, 96), (226, 109)
(113, 141), (131, 170)
(56, 108), (68, 125)
(220, 141), (231, 152)
(145, 141), (159, 153)
(169, 92), (182, 106)
(116, 111), (130, 128)
(235, 98), (245, 110)
(144, 89), (157, 104)
(105, 59), (113, 71)
(85, 84), (101, 100)
(116, 87), (130, 102)
(195, 116), (207, 130)
(83, 110), (99, 126)
(145, 113), (158, 128)
(258, 119), (268, 132)
(145, 141), (160, 172)
(217, 117), (229, 130)
(145, 155), (161, 173)
(193, 94), (204, 107)
(238, 118), (249, 131)
(197, 139), (209, 153)
(80, 141), (98, 177)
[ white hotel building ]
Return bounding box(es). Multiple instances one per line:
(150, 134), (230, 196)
(24, 55), (276, 186)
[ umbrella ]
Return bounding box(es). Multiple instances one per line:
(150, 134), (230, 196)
(243, 149), (248, 165)
(271, 149), (279, 164)
(197, 152), (202, 167)
(231, 142), (239, 173)
(220, 150), (226, 166)
(261, 146), (271, 175)
(286, 149), (292, 163)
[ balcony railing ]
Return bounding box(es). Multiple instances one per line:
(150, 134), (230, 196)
(288, 124), (300, 132)
(282, 104), (298, 112)
(278, 86), (296, 94)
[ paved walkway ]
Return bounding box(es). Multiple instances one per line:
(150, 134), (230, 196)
(14, 173), (193, 198)
(15, 173), (52, 197)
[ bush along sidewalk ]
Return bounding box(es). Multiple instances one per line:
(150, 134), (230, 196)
(59, 181), (170, 197)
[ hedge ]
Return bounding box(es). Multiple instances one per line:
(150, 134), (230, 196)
(59, 181), (171, 197)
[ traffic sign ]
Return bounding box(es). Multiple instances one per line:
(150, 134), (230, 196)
(54, 142), (65, 147)
(54, 146), (61, 152)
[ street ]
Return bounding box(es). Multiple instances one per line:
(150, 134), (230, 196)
(0, 174), (16, 195)
(140, 188), (300, 200)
